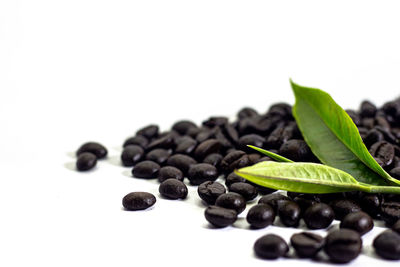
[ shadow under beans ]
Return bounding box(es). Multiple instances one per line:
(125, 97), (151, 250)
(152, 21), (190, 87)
(107, 155), (122, 167)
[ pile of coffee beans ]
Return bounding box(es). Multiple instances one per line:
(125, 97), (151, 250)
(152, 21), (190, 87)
(74, 98), (400, 263)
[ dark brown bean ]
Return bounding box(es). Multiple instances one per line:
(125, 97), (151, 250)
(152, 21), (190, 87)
(159, 179), (188, 199)
(197, 181), (226, 205)
(122, 192), (156, 211)
(76, 152), (97, 171)
(290, 232), (324, 258)
(132, 160), (160, 179)
(324, 229), (362, 263)
(215, 192), (246, 214)
(121, 145), (144, 166)
(254, 234), (289, 259)
(187, 163), (218, 185)
(76, 142), (107, 159)
(194, 139), (221, 160)
(158, 166), (184, 183)
(340, 211), (373, 235)
(246, 204), (275, 229)
(204, 205), (237, 228)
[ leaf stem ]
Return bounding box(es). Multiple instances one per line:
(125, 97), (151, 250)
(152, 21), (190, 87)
(368, 185), (400, 194)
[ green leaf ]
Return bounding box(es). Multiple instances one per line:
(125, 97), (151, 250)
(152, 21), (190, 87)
(247, 145), (293, 162)
(290, 80), (400, 186)
(236, 161), (369, 194)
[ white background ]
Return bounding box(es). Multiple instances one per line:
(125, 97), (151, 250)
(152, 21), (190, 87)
(1, 1), (400, 266)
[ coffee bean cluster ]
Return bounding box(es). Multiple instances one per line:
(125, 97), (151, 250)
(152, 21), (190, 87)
(74, 98), (400, 263)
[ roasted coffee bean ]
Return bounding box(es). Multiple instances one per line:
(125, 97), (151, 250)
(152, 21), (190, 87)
(393, 220), (400, 234)
(268, 103), (292, 118)
(290, 232), (324, 258)
(237, 107), (258, 119)
(195, 128), (215, 143)
(204, 205), (237, 228)
(238, 134), (265, 153)
(229, 182), (258, 201)
(215, 192), (246, 214)
(390, 167), (400, 180)
(132, 160), (160, 179)
(324, 229), (362, 263)
(147, 134), (175, 151)
(76, 142), (107, 159)
(329, 199), (362, 220)
(303, 203), (335, 229)
(380, 201), (400, 225)
(225, 172), (247, 188)
(364, 129), (384, 148)
(360, 100), (377, 118)
(175, 137), (197, 155)
(136, 124), (159, 139)
(172, 120), (197, 135)
(246, 204), (275, 229)
(159, 179), (188, 200)
(221, 123), (239, 144)
(76, 152), (97, 171)
(265, 127), (285, 149)
(203, 153), (223, 168)
(145, 148), (170, 165)
(254, 234), (289, 259)
(373, 230), (400, 260)
(369, 141), (395, 167)
(359, 193), (382, 218)
(197, 181), (226, 205)
(122, 192), (156, 211)
(157, 166), (184, 183)
(123, 135), (149, 149)
(187, 163), (218, 185)
(214, 129), (234, 151)
(166, 154), (197, 175)
(258, 193), (291, 213)
(340, 211), (373, 235)
(278, 201), (301, 227)
(220, 150), (250, 173)
(247, 153), (261, 165)
(194, 139), (221, 160)
(382, 101), (400, 117)
(121, 145), (144, 166)
(279, 139), (312, 162)
(375, 125), (398, 144)
(202, 116), (229, 128)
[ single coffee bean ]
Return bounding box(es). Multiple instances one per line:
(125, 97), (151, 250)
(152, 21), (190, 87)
(194, 139), (221, 160)
(76, 142), (107, 159)
(221, 150), (246, 172)
(195, 128), (215, 143)
(258, 193), (291, 213)
(363, 129), (384, 148)
(158, 166), (184, 183)
(392, 220), (400, 234)
(225, 172), (247, 188)
(204, 205), (237, 228)
(123, 135), (149, 149)
(340, 211), (373, 235)
(278, 201), (301, 227)
(203, 153), (223, 168)
(121, 145), (144, 166)
(329, 199), (362, 220)
(290, 232), (324, 258)
(237, 107), (258, 119)
(380, 201), (400, 225)
(254, 234), (289, 259)
(324, 229), (362, 263)
(360, 100), (377, 117)
(303, 203), (335, 229)
(229, 182), (258, 201)
(166, 154), (197, 175)
(369, 141), (395, 167)
(373, 230), (400, 260)
(198, 181), (226, 205)
(136, 124), (159, 139)
(279, 139), (313, 162)
(76, 152), (97, 171)
(147, 134), (175, 151)
(172, 120), (197, 135)
(359, 193), (382, 218)
(175, 137), (197, 155)
(246, 204), (275, 229)
(238, 134), (265, 152)
(132, 160), (160, 179)
(145, 148), (170, 165)
(122, 192), (156, 211)
(202, 116), (228, 128)
(159, 179), (188, 200)
(215, 192), (246, 214)
(187, 163), (218, 185)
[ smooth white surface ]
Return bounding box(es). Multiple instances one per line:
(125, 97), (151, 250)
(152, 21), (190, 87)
(1, 1), (400, 266)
